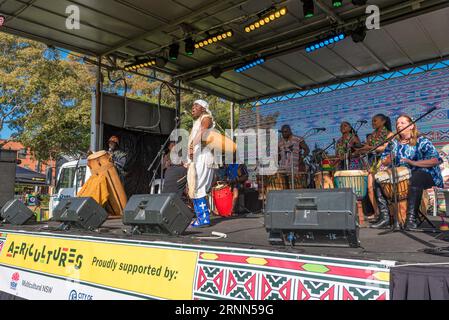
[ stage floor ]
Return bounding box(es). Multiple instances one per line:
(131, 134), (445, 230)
(2, 214), (449, 264)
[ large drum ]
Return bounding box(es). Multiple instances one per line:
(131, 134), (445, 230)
(212, 182), (233, 217)
(314, 171), (334, 189)
(288, 173), (308, 189)
(375, 167), (411, 225)
(257, 172), (288, 199)
(334, 170), (369, 200)
(374, 167), (410, 201)
(204, 130), (236, 153)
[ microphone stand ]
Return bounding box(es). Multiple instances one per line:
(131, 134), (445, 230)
(147, 116), (182, 193)
(363, 107), (438, 231)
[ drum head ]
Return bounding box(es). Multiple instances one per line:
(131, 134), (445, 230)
(334, 170), (368, 177)
(87, 150), (108, 160)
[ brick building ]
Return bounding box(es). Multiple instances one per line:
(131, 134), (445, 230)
(0, 139), (55, 174)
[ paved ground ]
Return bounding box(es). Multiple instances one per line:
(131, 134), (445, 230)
(3, 214), (449, 264)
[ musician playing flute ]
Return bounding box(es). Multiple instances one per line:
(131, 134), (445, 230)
(371, 114), (443, 231)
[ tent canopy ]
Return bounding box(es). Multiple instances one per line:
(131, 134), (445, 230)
(0, 0), (448, 103)
(15, 165), (47, 186)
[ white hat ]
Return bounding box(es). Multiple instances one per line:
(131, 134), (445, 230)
(194, 99), (211, 114)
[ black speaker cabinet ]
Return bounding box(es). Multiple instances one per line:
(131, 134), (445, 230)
(265, 189), (359, 247)
(0, 150), (17, 209)
(1, 199), (36, 225)
(53, 197), (108, 230)
(123, 193), (194, 235)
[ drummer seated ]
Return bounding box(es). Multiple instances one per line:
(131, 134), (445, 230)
(220, 163), (249, 215)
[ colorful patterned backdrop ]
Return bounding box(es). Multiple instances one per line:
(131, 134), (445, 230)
(239, 65), (449, 158)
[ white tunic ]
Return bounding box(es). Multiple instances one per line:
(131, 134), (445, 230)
(187, 113), (215, 199)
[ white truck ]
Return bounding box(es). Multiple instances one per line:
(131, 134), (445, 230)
(48, 158), (91, 218)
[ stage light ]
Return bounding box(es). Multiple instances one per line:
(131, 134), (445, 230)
(351, 26), (367, 43)
(302, 0), (314, 18)
(210, 66), (223, 79)
(332, 0), (343, 7)
(194, 30), (234, 47)
(124, 58), (157, 71)
(235, 57), (265, 73)
(169, 43), (179, 60)
(305, 33), (346, 53)
(155, 57), (167, 68)
(184, 38), (195, 56)
(244, 7), (288, 33)
(352, 0), (367, 5)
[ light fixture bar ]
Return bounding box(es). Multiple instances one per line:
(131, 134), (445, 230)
(305, 33), (346, 53)
(244, 7), (288, 33)
(235, 58), (265, 73)
(124, 58), (156, 71)
(194, 30), (234, 49)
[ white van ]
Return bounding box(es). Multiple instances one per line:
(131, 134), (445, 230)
(48, 158), (91, 218)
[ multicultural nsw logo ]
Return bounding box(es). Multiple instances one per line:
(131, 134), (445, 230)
(6, 241), (83, 270)
(68, 289), (93, 300)
(10, 272), (19, 290)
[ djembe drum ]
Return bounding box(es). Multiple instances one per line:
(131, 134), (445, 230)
(256, 172), (288, 200)
(334, 170), (369, 225)
(314, 171), (335, 189)
(212, 182), (233, 217)
(78, 150), (127, 216)
(288, 172), (308, 189)
(374, 167), (411, 226)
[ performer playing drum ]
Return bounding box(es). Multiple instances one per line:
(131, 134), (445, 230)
(371, 115), (443, 230)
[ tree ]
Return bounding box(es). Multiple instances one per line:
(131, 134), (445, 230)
(0, 33), (95, 161)
(1, 32), (236, 162)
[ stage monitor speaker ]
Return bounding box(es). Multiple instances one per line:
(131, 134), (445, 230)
(53, 197), (108, 230)
(123, 193), (194, 235)
(265, 189), (359, 247)
(238, 189), (262, 214)
(1, 199), (36, 225)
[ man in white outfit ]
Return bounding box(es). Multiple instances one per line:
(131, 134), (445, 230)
(187, 99), (215, 227)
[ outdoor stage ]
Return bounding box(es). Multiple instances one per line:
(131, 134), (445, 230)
(0, 214), (448, 300)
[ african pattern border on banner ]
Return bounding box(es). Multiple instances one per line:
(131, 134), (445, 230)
(0, 229), (392, 300)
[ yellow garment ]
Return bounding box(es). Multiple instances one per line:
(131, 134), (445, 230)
(77, 174), (110, 207)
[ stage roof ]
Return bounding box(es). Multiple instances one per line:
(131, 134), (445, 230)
(1, 0), (448, 103)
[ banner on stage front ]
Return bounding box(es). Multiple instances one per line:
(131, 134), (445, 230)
(0, 233), (197, 299)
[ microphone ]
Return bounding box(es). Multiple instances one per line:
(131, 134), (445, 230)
(314, 128), (326, 131)
(357, 120), (368, 124)
(428, 106), (437, 113)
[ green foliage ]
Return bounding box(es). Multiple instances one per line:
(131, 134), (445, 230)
(1, 33), (236, 162)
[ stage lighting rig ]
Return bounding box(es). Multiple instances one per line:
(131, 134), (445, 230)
(235, 57), (265, 73)
(124, 58), (156, 71)
(351, 26), (366, 43)
(169, 43), (180, 60)
(302, 0), (314, 18)
(332, 0), (343, 8)
(244, 7), (288, 33)
(184, 37), (195, 56)
(305, 32), (346, 53)
(210, 66), (223, 79)
(194, 30), (234, 49)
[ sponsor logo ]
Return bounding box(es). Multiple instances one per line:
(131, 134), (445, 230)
(6, 241), (83, 270)
(68, 289), (93, 300)
(10, 272), (19, 290)
(21, 280), (53, 294)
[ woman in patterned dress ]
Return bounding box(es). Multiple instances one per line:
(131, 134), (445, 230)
(355, 114), (394, 222)
(371, 114), (443, 230)
(335, 121), (362, 170)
